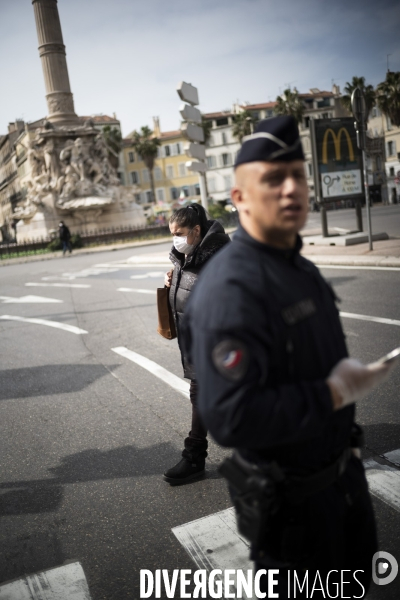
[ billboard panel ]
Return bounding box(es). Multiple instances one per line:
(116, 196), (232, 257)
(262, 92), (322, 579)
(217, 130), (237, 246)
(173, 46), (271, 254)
(311, 118), (363, 203)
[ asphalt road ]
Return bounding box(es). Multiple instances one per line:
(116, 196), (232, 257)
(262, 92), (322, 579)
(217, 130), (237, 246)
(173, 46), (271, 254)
(0, 239), (399, 599)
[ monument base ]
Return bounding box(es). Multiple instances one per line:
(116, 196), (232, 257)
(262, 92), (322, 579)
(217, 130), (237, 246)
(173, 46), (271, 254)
(16, 195), (146, 242)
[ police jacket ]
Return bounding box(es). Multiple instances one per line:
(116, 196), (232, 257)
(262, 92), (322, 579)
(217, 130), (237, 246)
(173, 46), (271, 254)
(169, 219), (230, 379)
(184, 225), (355, 472)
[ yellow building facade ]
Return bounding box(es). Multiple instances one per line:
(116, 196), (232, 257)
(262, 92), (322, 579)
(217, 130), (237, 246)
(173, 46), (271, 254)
(122, 125), (202, 213)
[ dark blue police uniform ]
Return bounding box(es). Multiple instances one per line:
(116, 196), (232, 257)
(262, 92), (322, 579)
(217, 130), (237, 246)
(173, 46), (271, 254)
(183, 117), (377, 598)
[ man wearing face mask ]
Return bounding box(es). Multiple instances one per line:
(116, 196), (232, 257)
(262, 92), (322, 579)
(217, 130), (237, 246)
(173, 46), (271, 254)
(163, 202), (230, 484)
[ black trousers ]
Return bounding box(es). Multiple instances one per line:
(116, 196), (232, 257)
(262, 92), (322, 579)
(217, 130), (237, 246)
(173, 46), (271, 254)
(183, 380), (208, 458)
(255, 456), (377, 599)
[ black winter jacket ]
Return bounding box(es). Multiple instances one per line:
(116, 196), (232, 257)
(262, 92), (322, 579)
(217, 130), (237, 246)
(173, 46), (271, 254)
(169, 219), (230, 379)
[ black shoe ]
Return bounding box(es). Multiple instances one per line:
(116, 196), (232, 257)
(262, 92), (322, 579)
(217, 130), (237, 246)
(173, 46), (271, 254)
(163, 457), (205, 485)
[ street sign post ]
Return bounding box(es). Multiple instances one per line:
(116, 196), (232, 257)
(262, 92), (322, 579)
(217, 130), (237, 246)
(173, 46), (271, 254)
(177, 82), (199, 106)
(310, 117), (364, 237)
(181, 122), (204, 143)
(352, 87), (373, 250)
(177, 81), (208, 211)
(184, 142), (206, 161)
(186, 160), (207, 173)
(180, 103), (202, 124)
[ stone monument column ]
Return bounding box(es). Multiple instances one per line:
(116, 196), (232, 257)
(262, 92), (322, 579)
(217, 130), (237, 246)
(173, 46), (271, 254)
(32, 0), (79, 125)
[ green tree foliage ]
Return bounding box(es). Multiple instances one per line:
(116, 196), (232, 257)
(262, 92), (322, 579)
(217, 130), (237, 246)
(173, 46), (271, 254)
(376, 71), (400, 127)
(102, 125), (122, 170)
(131, 126), (161, 204)
(341, 76), (376, 119)
(200, 116), (213, 145)
(274, 88), (304, 123)
(232, 110), (257, 143)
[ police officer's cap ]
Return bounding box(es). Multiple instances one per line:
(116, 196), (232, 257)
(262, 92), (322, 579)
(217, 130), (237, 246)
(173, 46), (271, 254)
(235, 115), (305, 168)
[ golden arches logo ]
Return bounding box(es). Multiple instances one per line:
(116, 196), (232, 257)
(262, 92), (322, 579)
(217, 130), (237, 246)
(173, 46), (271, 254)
(322, 127), (355, 164)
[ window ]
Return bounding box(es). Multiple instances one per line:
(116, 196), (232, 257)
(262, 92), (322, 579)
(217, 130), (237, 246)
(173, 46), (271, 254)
(388, 141), (395, 156)
(175, 143), (181, 155)
(208, 135), (214, 147)
(208, 178), (216, 193)
(389, 167), (395, 176)
(134, 193), (141, 203)
(181, 185), (190, 198)
(194, 183), (200, 196)
(221, 153), (231, 166)
(164, 145), (171, 157)
(216, 117), (228, 127)
(224, 175), (232, 190)
(156, 188), (165, 202)
(146, 191), (153, 203)
(178, 162), (186, 177)
(128, 151), (135, 163)
(308, 163), (313, 177)
(304, 117), (310, 129)
(142, 168), (150, 183)
(154, 166), (162, 181)
(207, 155), (217, 168)
(221, 132), (228, 145)
(166, 165), (174, 178)
(130, 171), (139, 184)
(170, 187), (180, 200)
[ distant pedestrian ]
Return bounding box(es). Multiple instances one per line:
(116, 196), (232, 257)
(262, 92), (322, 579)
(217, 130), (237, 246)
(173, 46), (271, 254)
(59, 221), (72, 255)
(163, 203), (230, 484)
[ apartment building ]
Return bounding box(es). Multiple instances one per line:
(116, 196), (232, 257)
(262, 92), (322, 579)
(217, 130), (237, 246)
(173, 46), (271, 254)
(122, 121), (201, 210)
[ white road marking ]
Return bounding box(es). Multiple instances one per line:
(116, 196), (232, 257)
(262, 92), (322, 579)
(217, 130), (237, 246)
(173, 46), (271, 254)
(112, 346), (190, 398)
(130, 271), (165, 279)
(340, 311), (400, 327)
(26, 282), (91, 288)
(316, 265), (400, 271)
(117, 288), (156, 294)
(0, 295), (63, 304)
(173, 508), (255, 600)
(0, 561), (92, 599)
(0, 315), (87, 335)
(61, 268), (120, 279)
(364, 450), (400, 512)
(173, 453), (400, 582)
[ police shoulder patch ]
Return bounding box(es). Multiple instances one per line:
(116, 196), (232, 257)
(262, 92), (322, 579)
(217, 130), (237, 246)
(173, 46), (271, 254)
(211, 338), (249, 382)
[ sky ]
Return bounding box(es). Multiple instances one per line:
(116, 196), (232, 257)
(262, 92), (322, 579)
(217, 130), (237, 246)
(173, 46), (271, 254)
(1, 0), (399, 138)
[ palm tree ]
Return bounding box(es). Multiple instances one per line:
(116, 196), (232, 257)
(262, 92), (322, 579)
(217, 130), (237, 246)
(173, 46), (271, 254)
(376, 71), (400, 127)
(341, 76), (376, 120)
(274, 88), (304, 123)
(131, 126), (160, 204)
(232, 110), (257, 143)
(102, 125), (122, 170)
(200, 116), (213, 146)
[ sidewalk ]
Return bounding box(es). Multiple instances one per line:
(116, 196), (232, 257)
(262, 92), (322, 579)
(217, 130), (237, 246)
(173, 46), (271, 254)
(1, 228), (400, 268)
(300, 229), (400, 267)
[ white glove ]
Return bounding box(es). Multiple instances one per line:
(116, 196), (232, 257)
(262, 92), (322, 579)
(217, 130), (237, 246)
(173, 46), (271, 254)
(327, 357), (395, 410)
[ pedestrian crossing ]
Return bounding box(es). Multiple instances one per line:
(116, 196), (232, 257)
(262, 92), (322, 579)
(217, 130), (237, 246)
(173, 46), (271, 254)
(172, 454), (400, 599)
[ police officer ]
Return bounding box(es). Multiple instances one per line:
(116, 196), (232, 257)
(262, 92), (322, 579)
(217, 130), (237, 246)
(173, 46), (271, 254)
(183, 116), (395, 597)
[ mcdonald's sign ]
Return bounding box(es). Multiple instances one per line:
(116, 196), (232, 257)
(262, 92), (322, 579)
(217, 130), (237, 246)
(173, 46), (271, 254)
(322, 127), (355, 164)
(311, 118), (363, 202)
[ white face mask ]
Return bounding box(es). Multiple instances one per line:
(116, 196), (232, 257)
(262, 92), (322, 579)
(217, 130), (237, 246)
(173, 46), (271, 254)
(173, 235), (195, 254)
(173, 228), (199, 254)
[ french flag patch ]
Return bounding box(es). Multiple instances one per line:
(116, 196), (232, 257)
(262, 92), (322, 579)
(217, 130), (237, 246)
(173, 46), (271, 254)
(222, 350), (243, 369)
(212, 339), (249, 381)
